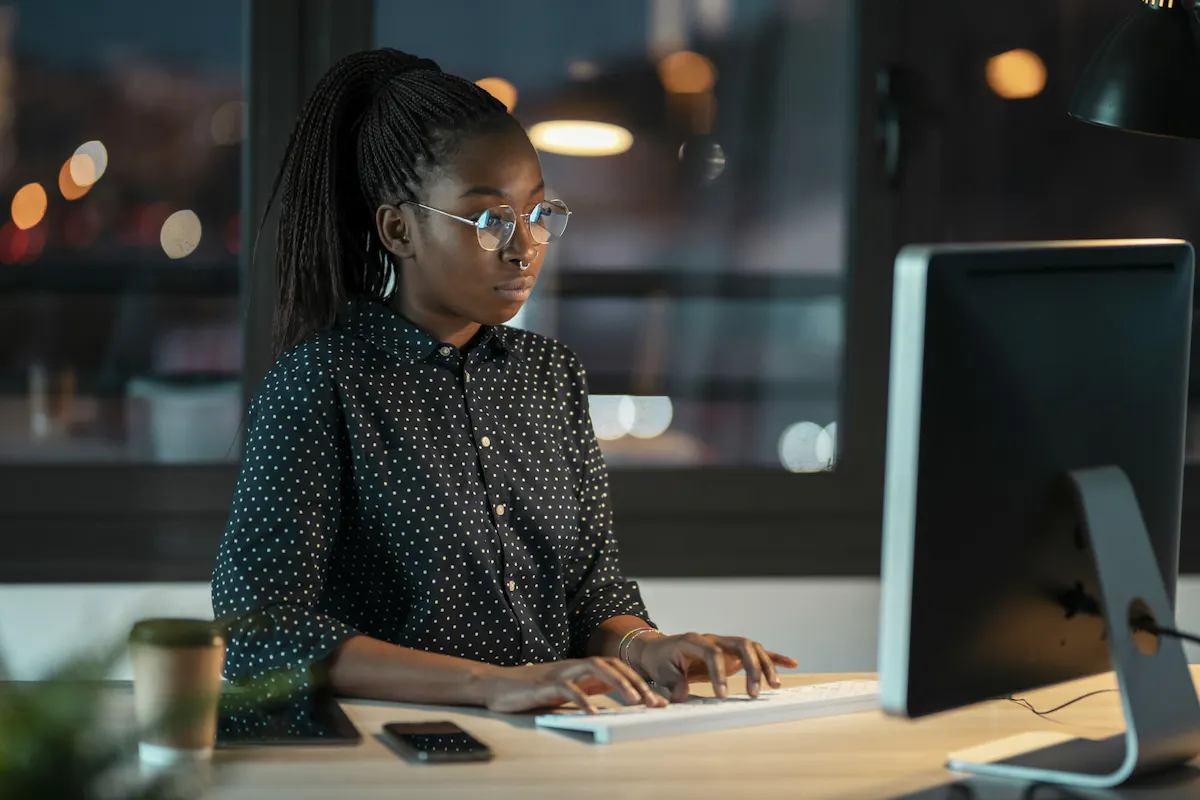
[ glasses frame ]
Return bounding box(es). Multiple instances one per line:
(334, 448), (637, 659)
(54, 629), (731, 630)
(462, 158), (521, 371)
(405, 199), (571, 252)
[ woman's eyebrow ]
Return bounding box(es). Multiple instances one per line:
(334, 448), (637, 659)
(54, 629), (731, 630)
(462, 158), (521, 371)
(458, 185), (506, 199)
(457, 180), (545, 200)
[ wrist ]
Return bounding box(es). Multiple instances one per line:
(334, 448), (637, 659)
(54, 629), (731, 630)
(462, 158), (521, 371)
(469, 662), (506, 707)
(627, 631), (666, 678)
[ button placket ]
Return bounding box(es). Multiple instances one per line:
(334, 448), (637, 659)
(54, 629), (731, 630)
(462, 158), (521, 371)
(459, 361), (521, 651)
(465, 394), (508, 529)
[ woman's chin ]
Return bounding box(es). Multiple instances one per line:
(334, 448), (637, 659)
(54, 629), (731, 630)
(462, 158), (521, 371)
(481, 302), (527, 326)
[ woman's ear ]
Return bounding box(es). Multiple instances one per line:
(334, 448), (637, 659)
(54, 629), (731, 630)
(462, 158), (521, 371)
(376, 204), (416, 261)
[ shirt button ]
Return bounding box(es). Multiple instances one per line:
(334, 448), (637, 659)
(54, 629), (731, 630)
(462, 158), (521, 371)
(465, 371), (471, 383)
(438, 345), (452, 356)
(495, 503), (506, 516)
(525, 662), (534, 667)
(507, 580), (517, 592)
(481, 436), (491, 448)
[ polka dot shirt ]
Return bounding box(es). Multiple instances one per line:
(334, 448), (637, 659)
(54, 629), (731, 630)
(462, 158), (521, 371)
(211, 300), (653, 686)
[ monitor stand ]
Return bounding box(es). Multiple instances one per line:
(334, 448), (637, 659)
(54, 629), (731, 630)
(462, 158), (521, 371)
(947, 466), (1200, 789)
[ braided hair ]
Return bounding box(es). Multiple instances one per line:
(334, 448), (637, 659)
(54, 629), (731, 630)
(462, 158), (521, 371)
(258, 48), (515, 356)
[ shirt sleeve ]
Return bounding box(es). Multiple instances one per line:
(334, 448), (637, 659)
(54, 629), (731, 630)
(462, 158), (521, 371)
(560, 349), (656, 658)
(211, 351), (361, 690)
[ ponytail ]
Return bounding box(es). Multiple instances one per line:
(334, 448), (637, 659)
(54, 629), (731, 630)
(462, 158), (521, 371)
(256, 48), (512, 357)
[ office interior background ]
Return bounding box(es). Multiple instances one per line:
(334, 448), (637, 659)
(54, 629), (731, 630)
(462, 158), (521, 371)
(5, 0), (1200, 680)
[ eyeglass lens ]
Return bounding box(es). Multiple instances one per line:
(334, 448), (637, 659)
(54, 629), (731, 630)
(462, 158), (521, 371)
(474, 200), (570, 251)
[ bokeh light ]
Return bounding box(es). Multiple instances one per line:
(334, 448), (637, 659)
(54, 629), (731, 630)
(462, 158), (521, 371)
(986, 49), (1047, 100)
(818, 422), (838, 467)
(679, 137), (727, 183)
(20, 222), (45, 263)
(658, 50), (717, 94)
(568, 60), (600, 81)
(778, 421), (836, 473)
(0, 220), (27, 263)
(210, 100), (246, 145)
(628, 396), (674, 439)
(590, 395), (637, 440)
(528, 121), (633, 157)
(71, 141), (108, 186)
(58, 158), (91, 200)
(475, 78), (518, 113)
(160, 209), (202, 259)
(11, 182), (47, 230)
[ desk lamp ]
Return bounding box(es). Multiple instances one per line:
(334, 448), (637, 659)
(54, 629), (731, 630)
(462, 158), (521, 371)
(1071, 0), (1200, 138)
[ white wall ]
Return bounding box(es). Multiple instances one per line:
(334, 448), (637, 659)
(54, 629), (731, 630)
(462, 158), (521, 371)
(3, 577), (1199, 681)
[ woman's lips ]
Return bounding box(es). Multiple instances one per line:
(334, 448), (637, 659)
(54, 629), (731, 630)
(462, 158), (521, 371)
(495, 278), (533, 302)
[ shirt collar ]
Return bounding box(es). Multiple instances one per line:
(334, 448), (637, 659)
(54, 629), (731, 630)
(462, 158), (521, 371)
(342, 301), (520, 365)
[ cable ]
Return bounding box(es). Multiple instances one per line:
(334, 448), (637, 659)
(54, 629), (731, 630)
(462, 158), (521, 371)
(1140, 622), (1200, 647)
(1004, 622), (1200, 721)
(1006, 689), (1116, 721)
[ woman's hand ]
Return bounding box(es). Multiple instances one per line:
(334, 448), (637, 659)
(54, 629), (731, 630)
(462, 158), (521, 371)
(481, 657), (669, 715)
(635, 633), (799, 703)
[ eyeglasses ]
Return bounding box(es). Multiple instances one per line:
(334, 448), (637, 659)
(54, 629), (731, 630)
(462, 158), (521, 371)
(405, 199), (571, 252)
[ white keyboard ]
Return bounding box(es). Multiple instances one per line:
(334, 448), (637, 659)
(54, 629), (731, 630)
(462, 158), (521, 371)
(534, 680), (880, 744)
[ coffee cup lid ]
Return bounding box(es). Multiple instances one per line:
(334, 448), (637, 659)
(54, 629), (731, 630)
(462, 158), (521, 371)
(129, 618), (225, 648)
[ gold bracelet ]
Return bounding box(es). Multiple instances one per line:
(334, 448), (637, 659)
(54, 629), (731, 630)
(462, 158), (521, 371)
(617, 627), (650, 664)
(620, 626), (660, 667)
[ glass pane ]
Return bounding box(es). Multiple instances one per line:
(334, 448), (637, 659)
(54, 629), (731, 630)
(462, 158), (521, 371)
(375, 0), (850, 468)
(0, 0), (244, 463)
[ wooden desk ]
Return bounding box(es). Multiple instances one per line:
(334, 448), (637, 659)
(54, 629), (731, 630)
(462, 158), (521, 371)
(159, 669), (1200, 798)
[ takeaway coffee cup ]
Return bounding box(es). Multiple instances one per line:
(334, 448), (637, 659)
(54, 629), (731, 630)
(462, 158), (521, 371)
(128, 619), (225, 770)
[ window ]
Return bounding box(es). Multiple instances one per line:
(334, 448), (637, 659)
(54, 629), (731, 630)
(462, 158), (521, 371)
(375, 0), (852, 469)
(1, 1), (888, 580)
(0, 0), (244, 464)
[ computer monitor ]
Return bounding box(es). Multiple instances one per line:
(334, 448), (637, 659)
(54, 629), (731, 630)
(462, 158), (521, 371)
(877, 240), (1200, 789)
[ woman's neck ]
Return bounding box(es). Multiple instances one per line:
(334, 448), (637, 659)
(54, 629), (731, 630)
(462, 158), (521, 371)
(388, 295), (481, 350)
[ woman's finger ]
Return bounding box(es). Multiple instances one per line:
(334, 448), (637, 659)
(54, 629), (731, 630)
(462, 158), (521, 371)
(585, 657), (662, 705)
(559, 679), (595, 715)
(753, 641), (781, 689)
(576, 662), (643, 705)
(723, 638), (764, 697)
(765, 650), (799, 669)
(682, 633), (728, 697)
(607, 657), (668, 708)
(667, 678), (691, 703)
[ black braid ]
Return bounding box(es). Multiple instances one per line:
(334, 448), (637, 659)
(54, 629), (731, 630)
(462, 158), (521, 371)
(257, 48), (514, 357)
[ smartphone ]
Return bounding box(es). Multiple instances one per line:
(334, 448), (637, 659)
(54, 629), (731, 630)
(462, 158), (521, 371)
(380, 721), (494, 763)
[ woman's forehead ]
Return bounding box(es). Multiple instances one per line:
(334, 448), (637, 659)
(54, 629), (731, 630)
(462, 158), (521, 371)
(428, 129), (543, 204)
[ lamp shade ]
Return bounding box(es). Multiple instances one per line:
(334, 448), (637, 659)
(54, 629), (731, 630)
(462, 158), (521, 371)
(1069, 1), (1200, 139)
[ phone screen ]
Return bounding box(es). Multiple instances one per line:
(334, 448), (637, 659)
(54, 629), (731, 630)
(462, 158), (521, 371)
(381, 721), (493, 762)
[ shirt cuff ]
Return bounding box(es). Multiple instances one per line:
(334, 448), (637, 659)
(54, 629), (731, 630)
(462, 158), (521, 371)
(567, 579), (655, 658)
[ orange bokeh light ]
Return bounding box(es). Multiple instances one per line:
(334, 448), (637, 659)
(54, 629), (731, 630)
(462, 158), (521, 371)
(12, 182), (48, 230)
(986, 49), (1047, 100)
(475, 77), (518, 113)
(657, 51), (717, 94)
(59, 158), (92, 201)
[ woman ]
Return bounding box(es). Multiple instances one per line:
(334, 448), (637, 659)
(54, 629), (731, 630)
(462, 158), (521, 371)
(212, 48), (797, 715)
